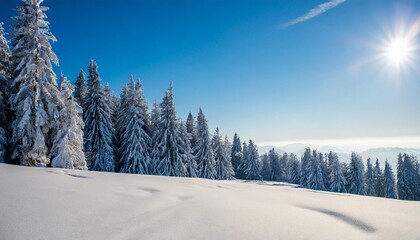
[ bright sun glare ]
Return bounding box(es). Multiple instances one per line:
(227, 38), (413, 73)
(386, 38), (411, 66)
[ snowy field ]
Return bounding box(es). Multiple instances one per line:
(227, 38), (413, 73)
(0, 163), (419, 240)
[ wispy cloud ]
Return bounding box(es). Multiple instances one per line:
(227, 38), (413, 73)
(282, 0), (347, 28)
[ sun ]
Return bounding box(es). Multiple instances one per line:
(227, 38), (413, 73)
(385, 38), (412, 66)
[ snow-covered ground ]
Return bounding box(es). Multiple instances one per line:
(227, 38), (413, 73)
(1, 163), (419, 240)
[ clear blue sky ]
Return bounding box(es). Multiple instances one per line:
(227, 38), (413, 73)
(1, 0), (419, 146)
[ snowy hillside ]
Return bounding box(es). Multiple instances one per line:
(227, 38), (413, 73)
(1, 164), (419, 240)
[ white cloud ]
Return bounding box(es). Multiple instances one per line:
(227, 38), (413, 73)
(282, 0), (347, 28)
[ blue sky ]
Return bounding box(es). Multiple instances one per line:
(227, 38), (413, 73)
(1, 0), (420, 147)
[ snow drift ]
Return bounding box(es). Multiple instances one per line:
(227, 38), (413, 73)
(0, 163), (419, 240)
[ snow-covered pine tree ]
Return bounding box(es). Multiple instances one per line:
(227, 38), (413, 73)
(365, 158), (375, 196)
(194, 108), (216, 179)
(0, 23), (11, 163)
(83, 60), (115, 172)
(211, 128), (234, 180)
(230, 133), (243, 179)
(73, 69), (86, 108)
(288, 153), (300, 184)
(50, 75), (86, 169)
(260, 153), (271, 181)
(300, 148), (312, 186)
(239, 140), (261, 180)
(327, 152), (346, 193)
(304, 150), (326, 191)
(268, 149), (280, 181)
(384, 161), (396, 199)
(179, 121), (197, 177)
(9, 0), (63, 166)
(118, 78), (151, 174)
(347, 152), (366, 195)
(373, 158), (384, 197)
(151, 83), (188, 177)
(279, 152), (289, 182)
(135, 79), (151, 136)
(150, 100), (160, 135)
(397, 154), (420, 200)
(186, 112), (197, 150)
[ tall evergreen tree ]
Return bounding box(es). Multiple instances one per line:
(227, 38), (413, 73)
(304, 150), (326, 191)
(135, 79), (151, 136)
(347, 152), (366, 195)
(397, 154), (420, 200)
(194, 108), (216, 179)
(230, 133), (243, 178)
(118, 79), (151, 174)
(279, 152), (289, 182)
(300, 148), (311, 185)
(73, 69), (86, 108)
(365, 158), (375, 196)
(9, 0), (63, 166)
(186, 112), (197, 150)
(268, 149), (280, 181)
(288, 154), (301, 184)
(260, 153), (271, 181)
(150, 100), (160, 135)
(51, 75), (86, 170)
(0, 23), (11, 163)
(211, 128), (234, 180)
(179, 122), (197, 177)
(83, 60), (115, 172)
(327, 152), (346, 193)
(239, 140), (261, 180)
(384, 161), (396, 199)
(151, 84), (188, 177)
(373, 158), (384, 197)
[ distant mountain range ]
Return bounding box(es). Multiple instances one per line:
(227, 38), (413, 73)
(258, 144), (420, 170)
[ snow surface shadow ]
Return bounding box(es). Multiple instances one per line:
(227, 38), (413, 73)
(139, 187), (160, 194)
(298, 206), (376, 233)
(67, 173), (90, 179)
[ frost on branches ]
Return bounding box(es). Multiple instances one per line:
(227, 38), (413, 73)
(9, 0), (63, 167)
(211, 128), (234, 180)
(194, 108), (216, 179)
(51, 75), (86, 170)
(83, 60), (115, 172)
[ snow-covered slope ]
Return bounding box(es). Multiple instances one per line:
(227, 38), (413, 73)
(0, 163), (419, 240)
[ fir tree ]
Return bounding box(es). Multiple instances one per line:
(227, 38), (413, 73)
(151, 84), (188, 177)
(304, 150), (326, 191)
(194, 108), (216, 179)
(239, 140), (261, 180)
(373, 159), (384, 197)
(397, 154), (420, 200)
(10, 0), (63, 166)
(150, 100), (160, 135)
(83, 60), (115, 172)
(186, 112), (197, 150)
(211, 128), (234, 180)
(51, 75), (86, 170)
(347, 152), (366, 195)
(260, 153), (271, 181)
(288, 154), (301, 184)
(384, 161), (396, 199)
(135, 79), (151, 136)
(230, 133), (243, 179)
(279, 152), (289, 182)
(118, 79), (151, 174)
(73, 69), (86, 108)
(300, 148), (311, 185)
(327, 152), (346, 193)
(0, 23), (10, 163)
(269, 149), (280, 181)
(179, 122), (197, 177)
(365, 158), (375, 196)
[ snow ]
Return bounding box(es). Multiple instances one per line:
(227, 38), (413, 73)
(0, 163), (419, 240)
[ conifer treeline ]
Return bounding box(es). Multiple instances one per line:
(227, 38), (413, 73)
(0, 0), (419, 201)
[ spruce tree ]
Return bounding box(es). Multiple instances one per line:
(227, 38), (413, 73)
(179, 122), (197, 177)
(211, 128), (234, 180)
(151, 84), (188, 177)
(0, 23), (11, 163)
(239, 140), (261, 180)
(373, 158), (384, 197)
(194, 108), (216, 179)
(73, 69), (86, 108)
(260, 153), (271, 181)
(186, 112), (197, 150)
(269, 149), (280, 181)
(288, 154), (301, 184)
(150, 100), (161, 135)
(304, 150), (326, 190)
(9, 0), (63, 166)
(118, 79), (151, 174)
(365, 158), (375, 196)
(135, 79), (151, 136)
(83, 60), (115, 172)
(384, 161), (396, 199)
(279, 152), (289, 182)
(300, 148), (311, 185)
(327, 152), (346, 193)
(51, 75), (86, 170)
(347, 152), (366, 195)
(230, 133), (243, 178)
